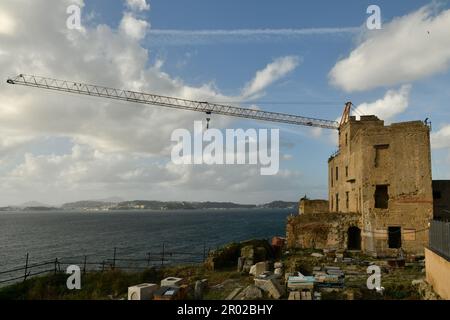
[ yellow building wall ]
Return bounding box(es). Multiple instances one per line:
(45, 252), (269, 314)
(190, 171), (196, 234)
(425, 248), (450, 300)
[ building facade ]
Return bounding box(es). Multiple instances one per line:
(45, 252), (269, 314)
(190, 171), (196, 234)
(327, 115), (433, 256)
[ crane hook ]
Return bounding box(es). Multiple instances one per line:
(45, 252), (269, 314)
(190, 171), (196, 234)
(205, 111), (212, 130)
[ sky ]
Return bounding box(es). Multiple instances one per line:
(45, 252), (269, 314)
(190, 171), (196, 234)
(1, 0), (450, 206)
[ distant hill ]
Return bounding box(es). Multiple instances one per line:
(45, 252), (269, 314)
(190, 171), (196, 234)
(61, 201), (116, 210)
(58, 200), (296, 211)
(23, 206), (58, 211)
(259, 201), (297, 209)
(114, 201), (256, 210)
(18, 201), (51, 208)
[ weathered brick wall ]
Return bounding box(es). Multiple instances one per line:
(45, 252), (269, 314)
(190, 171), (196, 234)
(298, 199), (329, 215)
(328, 117), (433, 257)
(286, 213), (360, 250)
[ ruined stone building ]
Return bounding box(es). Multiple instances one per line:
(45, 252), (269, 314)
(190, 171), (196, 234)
(432, 180), (450, 220)
(287, 114), (435, 257)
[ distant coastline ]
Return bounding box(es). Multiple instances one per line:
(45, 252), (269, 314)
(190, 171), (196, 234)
(0, 200), (297, 212)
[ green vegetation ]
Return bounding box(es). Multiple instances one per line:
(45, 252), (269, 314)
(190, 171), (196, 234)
(0, 265), (251, 300)
(0, 246), (427, 300)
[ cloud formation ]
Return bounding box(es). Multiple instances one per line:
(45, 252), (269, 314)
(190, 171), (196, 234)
(0, 0), (301, 205)
(431, 125), (450, 149)
(126, 0), (150, 12)
(147, 27), (360, 45)
(352, 85), (411, 121)
(329, 5), (450, 92)
(119, 12), (149, 40)
(241, 56), (300, 99)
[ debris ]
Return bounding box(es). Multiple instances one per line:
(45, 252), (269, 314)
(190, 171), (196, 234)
(225, 287), (243, 300)
(301, 291), (312, 300)
(274, 268), (283, 276)
(249, 261), (269, 277)
(249, 264), (256, 276)
(240, 245), (254, 259)
(128, 283), (159, 300)
(412, 279), (424, 286)
(161, 277), (183, 287)
(288, 291), (301, 300)
(234, 285), (263, 300)
(287, 273), (315, 290)
(237, 257), (244, 272)
(194, 280), (204, 300)
(254, 275), (285, 299)
(153, 286), (181, 300)
(274, 261), (284, 269)
(311, 253), (324, 258)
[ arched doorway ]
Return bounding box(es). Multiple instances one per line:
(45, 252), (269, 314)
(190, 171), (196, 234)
(347, 226), (361, 250)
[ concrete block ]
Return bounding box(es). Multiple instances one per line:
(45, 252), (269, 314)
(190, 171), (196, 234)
(288, 291), (300, 300)
(254, 277), (285, 299)
(253, 261), (269, 277)
(128, 283), (159, 300)
(274, 262), (284, 269)
(240, 246), (254, 259)
(235, 285), (262, 300)
(274, 268), (283, 276)
(237, 257), (244, 272)
(161, 277), (183, 287)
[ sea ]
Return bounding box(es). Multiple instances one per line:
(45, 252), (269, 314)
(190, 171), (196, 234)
(0, 208), (292, 281)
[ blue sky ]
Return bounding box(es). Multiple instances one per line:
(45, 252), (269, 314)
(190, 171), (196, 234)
(85, 0), (450, 187)
(1, 0), (450, 205)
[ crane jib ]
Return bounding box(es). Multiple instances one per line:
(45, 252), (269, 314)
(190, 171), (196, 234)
(6, 74), (340, 130)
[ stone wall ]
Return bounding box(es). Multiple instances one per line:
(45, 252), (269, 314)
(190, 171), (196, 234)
(327, 116), (432, 256)
(286, 212), (360, 250)
(298, 199), (329, 215)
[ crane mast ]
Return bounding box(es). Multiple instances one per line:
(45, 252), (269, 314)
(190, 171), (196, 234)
(6, 74), (340, 130)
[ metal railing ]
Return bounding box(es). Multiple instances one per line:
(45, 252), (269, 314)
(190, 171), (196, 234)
(429, 220), (450, 260)
(0, 243), (210, 286)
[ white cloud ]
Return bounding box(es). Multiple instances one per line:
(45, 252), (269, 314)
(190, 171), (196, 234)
(0, 0), (301, 204)
(320, 86), (412, 146)
(352, 85), (411, 122)
(147, 27), (359, 45)
(126, 0), (150, 12)
(431, 125), (450, 149)
(329, 5), (450, 92)
(0, 9), (15, 35)
(241, 56), (300, 98)
(119, 13), (149, 40)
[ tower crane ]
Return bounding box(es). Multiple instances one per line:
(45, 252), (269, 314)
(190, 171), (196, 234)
(6, 74), (345, 130)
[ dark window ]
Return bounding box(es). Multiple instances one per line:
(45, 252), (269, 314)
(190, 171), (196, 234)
(347, 226), (361, 250)
(345, 166), (348, 177)
(345, 133), (348, 146)
(336, 167), (339, 181)
(388, 227), (402, 248)
(346, 191), (349, 209)
(359, 188), (362, 212)
(336, 193), (339, 212)
(433, 191), (442, 200)
(374, 185), (389, 209)
(331, 167), (333, 187)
